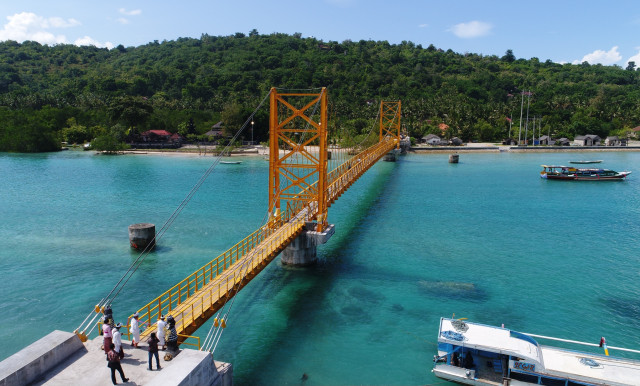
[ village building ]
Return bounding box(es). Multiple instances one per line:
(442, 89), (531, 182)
(205, 122), (224, 139)
(422, 134), (441, 145)
(170, 133), (183, 145)
(605, 136), (627, 146)
(573, 134), (601, 146)
(450, 137), (463, 146)
(141, 130), (172, 142)
(538, 135), (551, 145)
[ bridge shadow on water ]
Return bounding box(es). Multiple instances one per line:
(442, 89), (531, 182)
(212, 160), (401, 384)
(212, 156), (498, 385)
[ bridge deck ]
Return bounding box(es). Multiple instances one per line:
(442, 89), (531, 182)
(135, 138), (398, 344)
(138, 217), (306, 342)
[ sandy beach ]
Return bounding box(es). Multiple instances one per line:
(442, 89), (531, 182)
(115, 140), (640, 157)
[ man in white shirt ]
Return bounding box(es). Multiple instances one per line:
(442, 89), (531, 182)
(128, 312), (145, 347)
(113, 323), (124, 358)
(156, 315), (167, 350)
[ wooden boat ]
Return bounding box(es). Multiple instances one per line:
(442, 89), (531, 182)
(220, 161), (242, 164)
(569, 160), (602, 164)
(540, 165), (631, 180)
(433, 317), (640, 385)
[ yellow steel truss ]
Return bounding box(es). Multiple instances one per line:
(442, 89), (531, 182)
(379, 101), (401, 148)
(100, 91), (402, 350)
(269, 88), (328, 232)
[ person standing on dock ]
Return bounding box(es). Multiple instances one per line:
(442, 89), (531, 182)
(128, 312), (145, 348)
(147, 332), (161, 371)
(107, 343), (129, 384)
(156, 315), (167, 350)
(113, 323), (124, 359)
(103, 316), (113, 354)
(166, 315), (178, 352)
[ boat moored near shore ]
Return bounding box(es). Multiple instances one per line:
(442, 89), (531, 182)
(433, 317), (640, 386)
(569, 160), (602, 164)
(540, 165), (631, 180)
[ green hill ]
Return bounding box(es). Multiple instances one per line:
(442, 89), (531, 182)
(1, 32), (639, 152)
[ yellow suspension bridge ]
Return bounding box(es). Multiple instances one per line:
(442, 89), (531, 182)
(76, 87), (403, 350)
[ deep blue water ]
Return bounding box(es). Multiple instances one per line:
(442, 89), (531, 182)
(1, 150), (639, 385)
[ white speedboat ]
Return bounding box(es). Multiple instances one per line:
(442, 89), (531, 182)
(433, 317), (640, 385)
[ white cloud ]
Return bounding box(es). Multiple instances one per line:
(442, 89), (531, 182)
(74, 36), (114, 49)
(573, 46), (622, 65)
(626, 48), (640, 68)
(117, 18), (130, 25)
(0, 12), (70, 44)
(0, 12), (112, 49)
(119, 8), (142, 16)
(450, 21), (492, 38)
(49, 17), (81, 28)
(418, 23), (428, 28)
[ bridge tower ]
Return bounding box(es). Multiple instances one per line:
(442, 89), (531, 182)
(379, 101), (403, 161)
(269, 88), (335, 265)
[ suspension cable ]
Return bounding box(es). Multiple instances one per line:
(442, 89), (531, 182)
(203, 90), (325, 354)
(77, 89), (272, 336)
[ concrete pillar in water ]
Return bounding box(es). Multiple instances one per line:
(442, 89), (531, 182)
(449, 154), (459, 163)
(128, 223), (156, 250)
(281, 223), (335, 266)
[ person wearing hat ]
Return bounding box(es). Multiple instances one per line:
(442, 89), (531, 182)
(113, 323), (124, 359)
(102, 316), (113, 354)
(156, 315), (167, 350)
(127, 312), (146, 348)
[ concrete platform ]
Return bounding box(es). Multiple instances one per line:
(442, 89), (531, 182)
(1, 331), (231, 386)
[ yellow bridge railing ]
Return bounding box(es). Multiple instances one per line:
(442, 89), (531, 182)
(136, 212), (307, 343)
(131, 137), (398, 346)
(327, 137), (398, 205)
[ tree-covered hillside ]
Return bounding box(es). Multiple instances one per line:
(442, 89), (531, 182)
(1, 31), (639, 152)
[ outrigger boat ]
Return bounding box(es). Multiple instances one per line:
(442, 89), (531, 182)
(540, 165), (631, 180)
(220, 161), (242, 164)
(433, 318), (640, 385)
(569, 160), (602, 164)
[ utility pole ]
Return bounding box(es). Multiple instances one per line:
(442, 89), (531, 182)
(518, 92), (524, 145)
(524, 91), (531, 145)
(531, 116), (535, 146)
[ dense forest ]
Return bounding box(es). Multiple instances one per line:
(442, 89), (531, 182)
(1, 30), (640, 152)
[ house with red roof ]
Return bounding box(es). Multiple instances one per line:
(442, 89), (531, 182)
(141, 130), (172, 142)
(170, 133), (183, 144)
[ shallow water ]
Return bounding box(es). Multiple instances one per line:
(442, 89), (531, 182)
(1, 150), (639, 385)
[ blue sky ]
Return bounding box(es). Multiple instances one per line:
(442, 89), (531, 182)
(1, 0), (639, 67)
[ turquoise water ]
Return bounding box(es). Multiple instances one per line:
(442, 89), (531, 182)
(1, 150), (640, 385)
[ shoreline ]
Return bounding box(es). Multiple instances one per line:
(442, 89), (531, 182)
(117, 143), (640, 157)
(410, 145), (640, 153)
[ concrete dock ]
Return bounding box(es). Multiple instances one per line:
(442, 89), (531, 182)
(0, 331), (232, 386)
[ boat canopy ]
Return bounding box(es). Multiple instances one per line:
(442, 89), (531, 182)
(438, 318), (544, 368)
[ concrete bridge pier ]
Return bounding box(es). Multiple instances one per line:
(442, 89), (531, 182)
(383, 148), (401, 162)
(281, 222), (335, 266)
